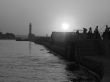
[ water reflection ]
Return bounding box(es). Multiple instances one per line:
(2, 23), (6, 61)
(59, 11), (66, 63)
(29, 41), (32, 54)
(0, 40), (104, 82)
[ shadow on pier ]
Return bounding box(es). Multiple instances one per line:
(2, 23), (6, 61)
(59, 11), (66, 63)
(65, 61), (104, 82)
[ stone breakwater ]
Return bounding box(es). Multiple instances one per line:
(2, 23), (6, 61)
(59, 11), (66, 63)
(34, 40), (104, 81)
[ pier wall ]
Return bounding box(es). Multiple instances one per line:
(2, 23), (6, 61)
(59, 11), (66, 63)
(34, 32), (106, 80)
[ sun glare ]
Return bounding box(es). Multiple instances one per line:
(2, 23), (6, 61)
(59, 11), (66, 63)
(62, 23), (69, 31)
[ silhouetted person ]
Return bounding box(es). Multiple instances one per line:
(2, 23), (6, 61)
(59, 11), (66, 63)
(93, 26), (101, 39)
(93, 26), (104, 56)
(87, 27), (93, 39)
(76, 30), (79, 34)
(109, 28), (110, 39)
(102, 25), (110, 40)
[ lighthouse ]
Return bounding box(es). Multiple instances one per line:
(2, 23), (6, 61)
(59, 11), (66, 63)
(28, 22), (32, 41)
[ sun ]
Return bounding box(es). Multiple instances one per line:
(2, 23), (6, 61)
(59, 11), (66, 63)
(62, 23), (69, 31)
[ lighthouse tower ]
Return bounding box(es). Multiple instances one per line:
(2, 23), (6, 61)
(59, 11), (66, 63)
(28, 22), (32, 41)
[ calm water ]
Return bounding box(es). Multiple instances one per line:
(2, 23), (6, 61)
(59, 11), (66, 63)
(0, 40), (95, 82)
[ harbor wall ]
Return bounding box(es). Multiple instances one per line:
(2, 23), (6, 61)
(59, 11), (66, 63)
(34, 32), (106, 80)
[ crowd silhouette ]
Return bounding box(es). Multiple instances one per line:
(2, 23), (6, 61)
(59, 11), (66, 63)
(81, 25), (110, 40)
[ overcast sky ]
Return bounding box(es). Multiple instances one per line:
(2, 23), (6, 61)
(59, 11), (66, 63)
(0, 0), (110, 36)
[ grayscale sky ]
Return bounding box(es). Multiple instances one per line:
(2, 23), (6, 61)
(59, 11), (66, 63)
(0, 0), (110, 36)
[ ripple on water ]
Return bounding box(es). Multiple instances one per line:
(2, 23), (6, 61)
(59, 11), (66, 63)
(0, 40), (97, 82)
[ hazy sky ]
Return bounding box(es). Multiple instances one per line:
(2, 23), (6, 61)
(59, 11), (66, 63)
(0, 0), (110, 36)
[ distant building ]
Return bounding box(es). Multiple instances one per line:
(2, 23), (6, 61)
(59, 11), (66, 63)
(0, 32), (15, 39)
(51, 31), (88, 45)
(28, 22), (35, 41)
(15, 35), (28, 41)
(28, 22), (32, 41)
(51, 32), (73, 44)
